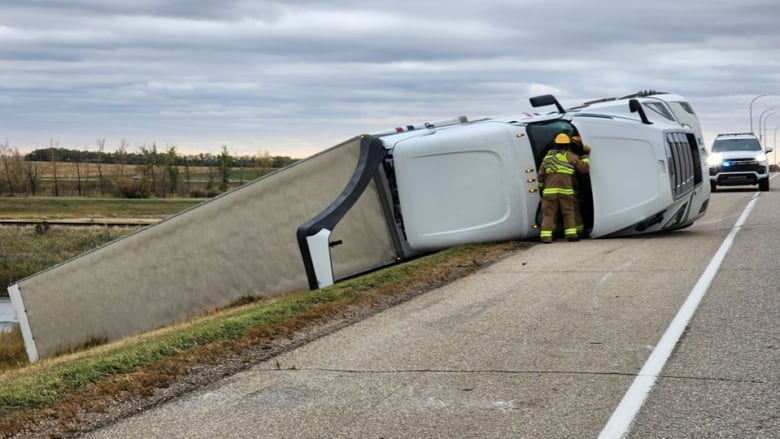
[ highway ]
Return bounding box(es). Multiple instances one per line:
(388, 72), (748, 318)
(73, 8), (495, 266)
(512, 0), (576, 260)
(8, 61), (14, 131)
(87, 183), (779, 438)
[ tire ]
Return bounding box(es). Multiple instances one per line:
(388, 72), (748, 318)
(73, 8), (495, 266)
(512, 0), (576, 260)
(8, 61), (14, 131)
(710, 181), (717, 192)
(759, 178), (769, 191)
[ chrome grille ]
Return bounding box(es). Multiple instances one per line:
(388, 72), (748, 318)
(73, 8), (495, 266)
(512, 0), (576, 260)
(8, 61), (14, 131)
(665, 132), (696, 199)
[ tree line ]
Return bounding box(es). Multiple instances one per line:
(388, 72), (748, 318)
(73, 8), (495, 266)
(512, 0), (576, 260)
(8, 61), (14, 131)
(0, 140), (299, 198)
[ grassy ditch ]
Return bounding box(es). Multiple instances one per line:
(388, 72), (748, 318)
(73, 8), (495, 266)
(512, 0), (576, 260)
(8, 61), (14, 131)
(0, 225), (137, 289)
(0, 196), (197, 288)
(0, 240), (526, 437)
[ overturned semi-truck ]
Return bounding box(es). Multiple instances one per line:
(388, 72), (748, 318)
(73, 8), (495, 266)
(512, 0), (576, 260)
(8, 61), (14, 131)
(299, 90), (710, 289)
(9, 90), (709, 361)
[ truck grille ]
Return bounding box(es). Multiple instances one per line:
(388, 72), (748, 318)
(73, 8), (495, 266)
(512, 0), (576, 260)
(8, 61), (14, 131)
(665, 132), (699, 199)
(712, 159), (762, 173)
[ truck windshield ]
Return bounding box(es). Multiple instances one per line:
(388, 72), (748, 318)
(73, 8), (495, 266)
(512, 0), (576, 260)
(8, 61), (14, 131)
(712, 138), (761, 152)
(644, 102), (675, 121)
(526, 120), (575, 165)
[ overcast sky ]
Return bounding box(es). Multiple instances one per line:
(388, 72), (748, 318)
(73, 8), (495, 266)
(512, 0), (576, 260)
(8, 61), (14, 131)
(1, 0), (779, 158)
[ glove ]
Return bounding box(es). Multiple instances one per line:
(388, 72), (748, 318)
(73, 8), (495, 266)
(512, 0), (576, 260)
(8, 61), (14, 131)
(582, 144), (591, 154)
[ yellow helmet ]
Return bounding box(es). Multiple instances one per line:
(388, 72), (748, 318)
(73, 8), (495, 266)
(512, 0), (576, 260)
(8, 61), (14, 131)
(554, 133), (571, 145)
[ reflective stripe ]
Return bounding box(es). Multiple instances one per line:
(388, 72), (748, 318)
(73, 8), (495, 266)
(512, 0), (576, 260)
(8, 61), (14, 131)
(540, 230), (553, 238)
(542, 150), (575, 175)
(543, 188), (576, 196)
(564, 227), (578, 236)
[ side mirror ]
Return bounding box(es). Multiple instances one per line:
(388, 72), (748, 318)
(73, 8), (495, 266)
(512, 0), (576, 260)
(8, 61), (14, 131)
(529, 94), (566, 114)
(629, 99), (653, 125)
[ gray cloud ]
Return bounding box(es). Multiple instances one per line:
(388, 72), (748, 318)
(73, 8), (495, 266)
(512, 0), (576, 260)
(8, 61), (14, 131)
(1, 0), (779, 157)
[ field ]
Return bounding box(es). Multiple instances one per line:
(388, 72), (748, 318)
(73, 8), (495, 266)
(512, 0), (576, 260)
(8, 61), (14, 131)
(21, 161), (266, 182)
(1, 159), (274, 198)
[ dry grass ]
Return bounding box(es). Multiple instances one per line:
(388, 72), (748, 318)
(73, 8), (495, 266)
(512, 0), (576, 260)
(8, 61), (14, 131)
(0, 328), (26, 372)
(26, 162), (214, 180)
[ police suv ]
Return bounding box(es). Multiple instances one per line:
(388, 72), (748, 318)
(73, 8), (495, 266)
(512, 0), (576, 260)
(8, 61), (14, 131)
(708, 132), (772, 192)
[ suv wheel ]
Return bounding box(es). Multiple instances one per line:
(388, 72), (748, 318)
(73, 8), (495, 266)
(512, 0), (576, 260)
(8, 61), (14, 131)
(759, 178), (770, 191)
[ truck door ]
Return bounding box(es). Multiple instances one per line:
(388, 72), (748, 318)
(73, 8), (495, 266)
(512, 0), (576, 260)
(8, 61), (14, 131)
(571, 115), (675, 237)
(525, 120), (594, 236)
(391, 121), (540, 250)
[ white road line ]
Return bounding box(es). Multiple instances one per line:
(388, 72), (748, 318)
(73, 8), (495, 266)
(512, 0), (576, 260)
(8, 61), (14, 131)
(598, 192), (760, 439)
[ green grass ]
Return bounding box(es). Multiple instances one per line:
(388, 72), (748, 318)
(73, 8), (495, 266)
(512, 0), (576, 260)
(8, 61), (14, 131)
(0, 197), (202, 220)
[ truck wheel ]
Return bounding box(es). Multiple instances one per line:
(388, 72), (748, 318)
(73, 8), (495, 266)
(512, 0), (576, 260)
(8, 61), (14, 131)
(710, 182), (717, 192)
(759, 178), (770, 191)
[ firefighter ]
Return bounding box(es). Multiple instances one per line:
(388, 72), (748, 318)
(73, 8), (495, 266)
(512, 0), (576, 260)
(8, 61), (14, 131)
(537, 133), (590, 243)
(570, 135), (591, 237)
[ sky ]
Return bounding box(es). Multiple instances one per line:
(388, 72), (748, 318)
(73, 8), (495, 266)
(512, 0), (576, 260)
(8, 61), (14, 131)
(1, 0), (779, 159)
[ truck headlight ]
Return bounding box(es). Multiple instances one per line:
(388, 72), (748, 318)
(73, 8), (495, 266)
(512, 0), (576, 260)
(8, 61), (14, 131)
(707, 153), (723, 167)
(755, 152), (767, 162)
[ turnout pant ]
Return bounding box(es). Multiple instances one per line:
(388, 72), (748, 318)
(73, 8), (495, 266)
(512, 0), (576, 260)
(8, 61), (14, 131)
(540, 193), (578, 241)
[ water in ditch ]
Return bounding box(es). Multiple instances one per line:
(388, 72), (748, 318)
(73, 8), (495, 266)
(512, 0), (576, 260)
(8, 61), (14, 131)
(0, 296), (16, 332)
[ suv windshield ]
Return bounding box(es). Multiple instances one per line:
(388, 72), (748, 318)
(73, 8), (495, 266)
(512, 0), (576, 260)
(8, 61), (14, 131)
(712, 138), (761, 152)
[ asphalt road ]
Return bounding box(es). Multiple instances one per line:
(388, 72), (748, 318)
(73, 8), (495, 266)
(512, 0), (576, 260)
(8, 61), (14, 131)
(87, 183), (779, 439)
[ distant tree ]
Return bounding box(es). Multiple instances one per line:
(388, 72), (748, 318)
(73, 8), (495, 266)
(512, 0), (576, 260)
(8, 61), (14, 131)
(235, 155), (248, 184)
(183, 156), (192, 196)
(139, 143), (160, 195)
(165, 145), (179, 195)
(81, 148), (92, 196)
(96, 138), (106, 196)
(113, 175), (151, 198)
(201, 153), (216, 191)
(0, 140), (21, 195)
(272, 155), (294, 168)
(21, 156), (41, 195)
(219, 145), (230, 192)
(49, 142), (60, 196)
(256, 150), (273, 176)
(74, 149), (84, 196)
(117, 139), (129, 176)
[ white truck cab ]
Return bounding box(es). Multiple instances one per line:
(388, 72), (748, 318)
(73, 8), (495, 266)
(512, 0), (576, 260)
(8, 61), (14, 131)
(297, 91), (711, 288)
(377, 92), (708, 244)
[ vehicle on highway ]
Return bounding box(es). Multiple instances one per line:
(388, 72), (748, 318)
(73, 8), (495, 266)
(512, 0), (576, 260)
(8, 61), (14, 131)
(708, 132), (772, 192)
